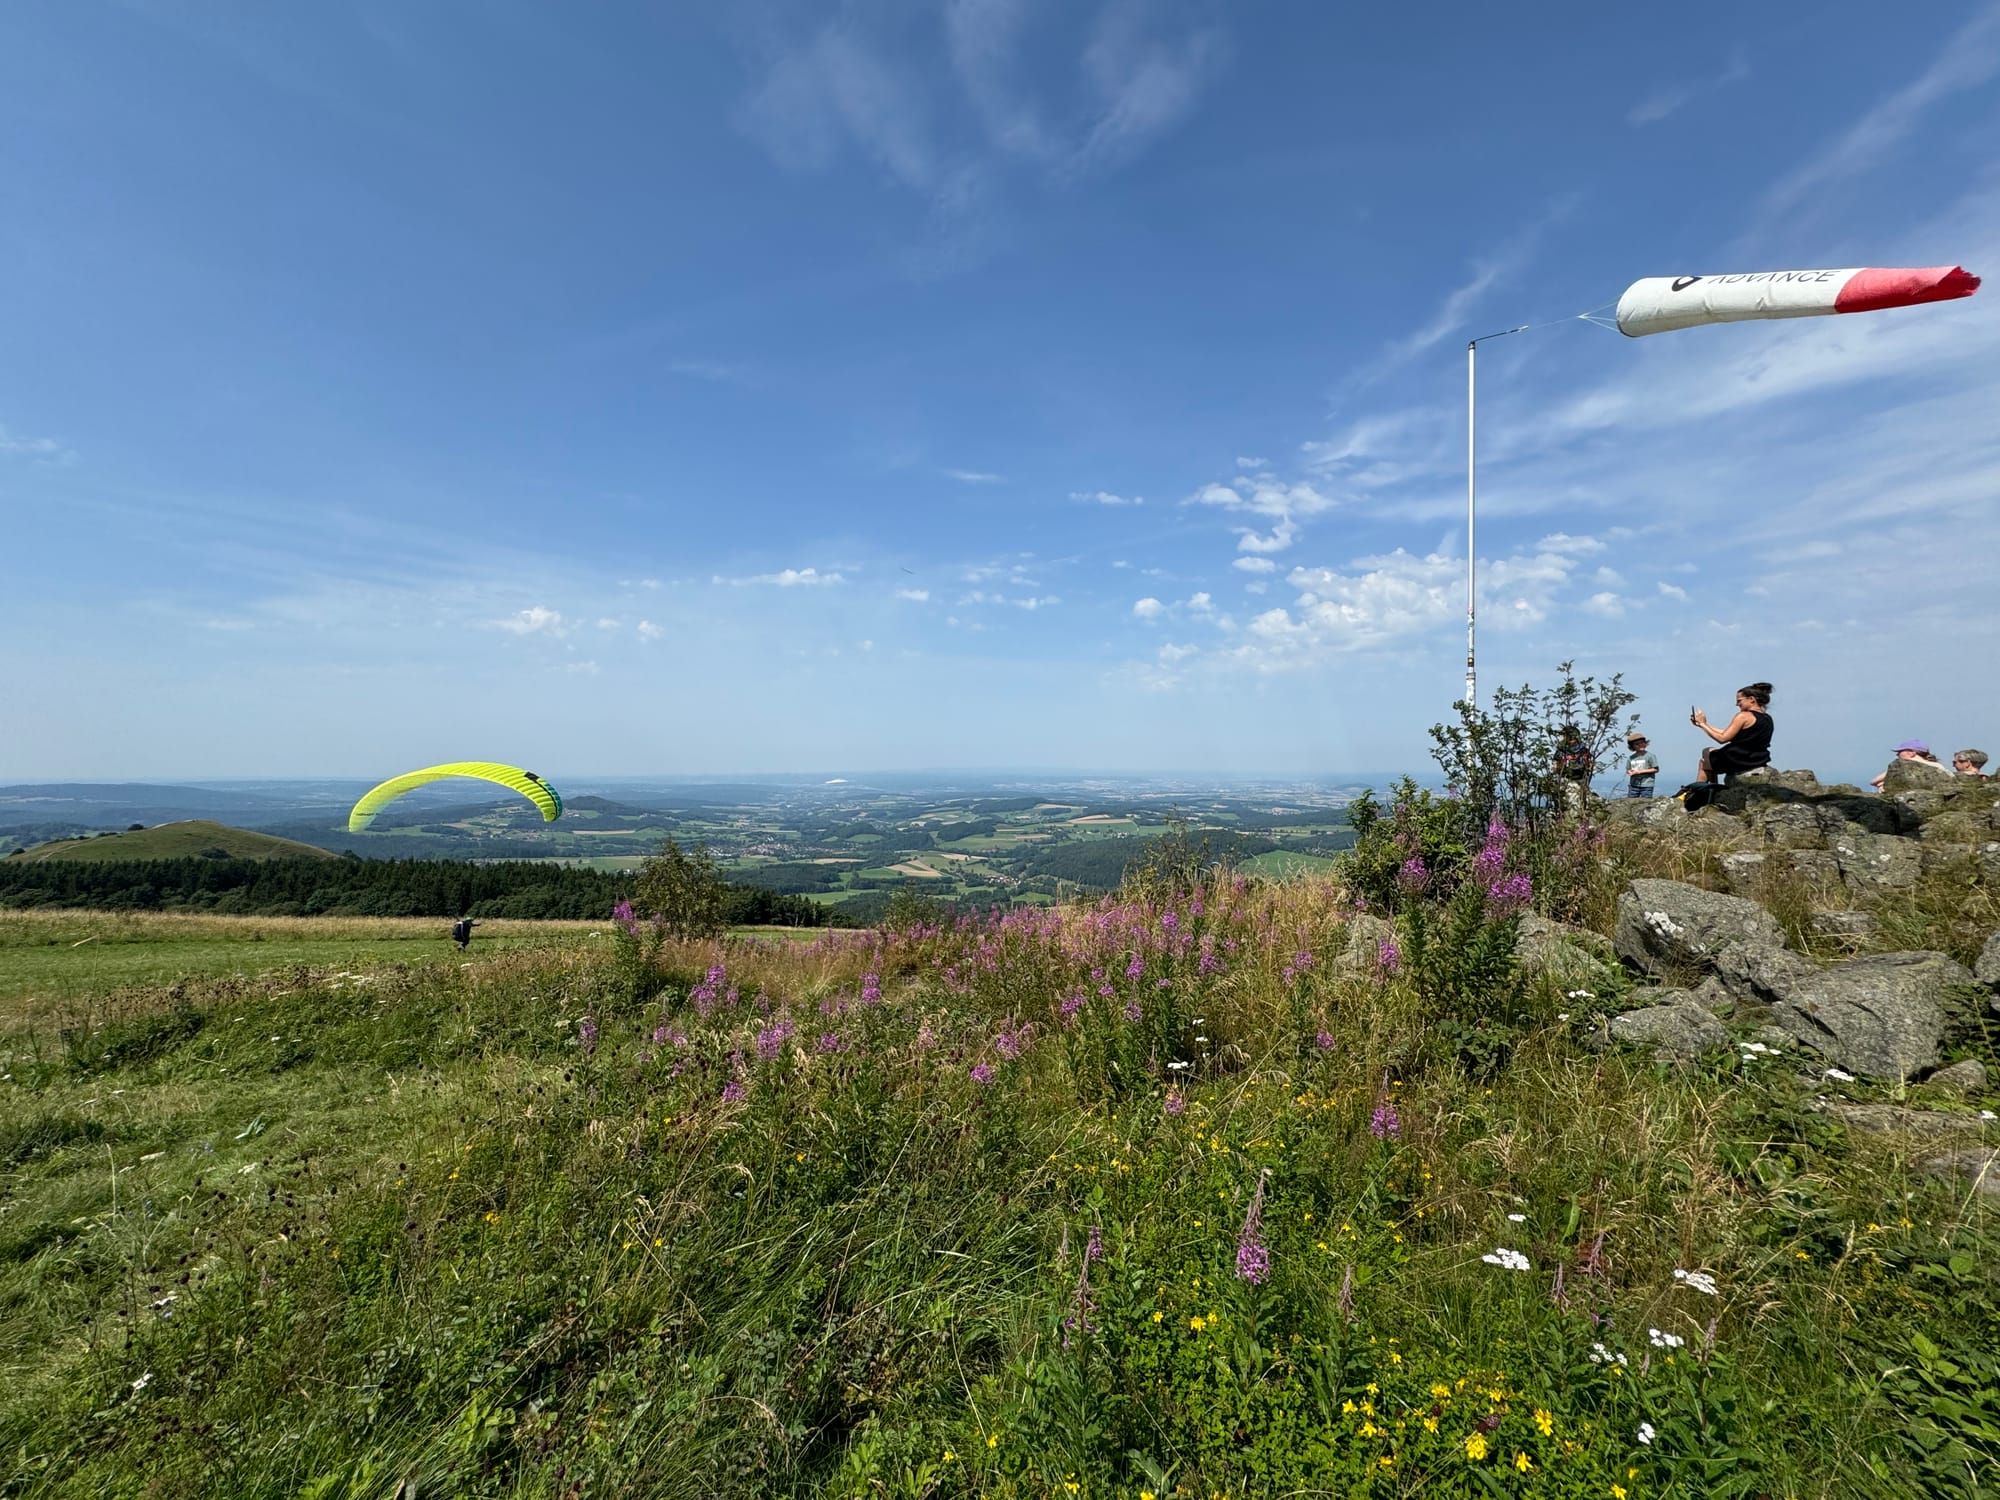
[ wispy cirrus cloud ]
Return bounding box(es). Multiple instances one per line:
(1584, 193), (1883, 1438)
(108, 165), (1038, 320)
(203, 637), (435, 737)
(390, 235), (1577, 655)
(1072, 488), (1143, 505)
(946, 467), (1006, 483)
(1763, 6), (2000, 221)
(1627, 47), (1749, 127)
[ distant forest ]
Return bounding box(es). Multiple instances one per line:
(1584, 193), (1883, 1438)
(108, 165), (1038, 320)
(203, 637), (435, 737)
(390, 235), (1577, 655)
(0, 856), (830, 926)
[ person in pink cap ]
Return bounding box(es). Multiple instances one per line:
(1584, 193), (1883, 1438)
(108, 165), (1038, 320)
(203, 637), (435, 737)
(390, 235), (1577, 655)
(1871, 740), (1947, 790)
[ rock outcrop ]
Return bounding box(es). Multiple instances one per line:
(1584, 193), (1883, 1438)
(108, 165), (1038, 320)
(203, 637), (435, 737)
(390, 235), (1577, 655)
(1613, 879), (1785, 978)
(1713, 943), (1972, 1080)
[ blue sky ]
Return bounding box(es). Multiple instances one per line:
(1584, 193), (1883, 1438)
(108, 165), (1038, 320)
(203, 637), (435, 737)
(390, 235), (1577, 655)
(4, 0), (1997, 783)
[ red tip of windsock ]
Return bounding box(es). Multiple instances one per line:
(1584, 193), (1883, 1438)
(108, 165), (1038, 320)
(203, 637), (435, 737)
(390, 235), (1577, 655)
(1836, 265), (1980, 314)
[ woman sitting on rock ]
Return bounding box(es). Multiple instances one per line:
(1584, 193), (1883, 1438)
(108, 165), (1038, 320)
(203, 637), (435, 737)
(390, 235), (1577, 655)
(1690, 681), (1774, 786)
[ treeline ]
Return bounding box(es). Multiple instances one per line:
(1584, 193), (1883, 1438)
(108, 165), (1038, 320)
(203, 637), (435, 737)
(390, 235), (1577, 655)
(0, 856), (830, 926)
(1021, 832), (1283, 891)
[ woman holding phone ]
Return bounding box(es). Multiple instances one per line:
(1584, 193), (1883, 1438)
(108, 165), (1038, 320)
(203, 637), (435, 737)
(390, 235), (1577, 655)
(1690, 682), (1774, 785)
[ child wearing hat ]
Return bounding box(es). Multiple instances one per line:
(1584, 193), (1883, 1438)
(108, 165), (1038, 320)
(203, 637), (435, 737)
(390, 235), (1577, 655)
(1625, 733), (1657, 798)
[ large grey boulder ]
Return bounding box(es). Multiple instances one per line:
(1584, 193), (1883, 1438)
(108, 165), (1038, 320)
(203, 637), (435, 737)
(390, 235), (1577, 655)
(1921, 1058), (1989, 1096)
(1336, 913), (1396, 972)
(1604, 1001), (1731, 1062)
(1922, 1150), (2000, 1200)
(1516, 913), (1617, 989)
(1976, 931), (2000, 987)
(1811, 910), (1879, 943)
(1826, 1102), (1987, 1140)
(1747, 803), (1832, 850)
(1881, 757), (1958, 795)
(1829, 829), (1922, 897)
(1614, 879), (1786, 978)
(1717, 944), (1972, 1080)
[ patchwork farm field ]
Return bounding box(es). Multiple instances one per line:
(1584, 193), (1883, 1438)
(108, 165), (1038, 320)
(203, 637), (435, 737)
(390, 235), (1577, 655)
(3, 856), (1995, 1498)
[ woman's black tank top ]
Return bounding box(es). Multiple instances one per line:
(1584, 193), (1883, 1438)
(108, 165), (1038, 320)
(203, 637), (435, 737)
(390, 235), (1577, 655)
(1733, 710), (1774, 764)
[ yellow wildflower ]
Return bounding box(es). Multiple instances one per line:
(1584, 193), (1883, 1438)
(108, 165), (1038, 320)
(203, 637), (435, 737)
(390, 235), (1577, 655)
(1422, 1417), (1439, 1433)
(987, 1434), (999, 1448)
(1534, 1408), (1553, 1437)
(1431, 1383), (1452, 1400)
(1465, 1432), (1488, 1461)
(1152, 1310), (1163, 1323)
(1378, 1455), (1394, 1468)
(1612, 1488), (1628, 1500)
(1515, 1452), (1532, 1473)
(484, 1211), (500, 1225)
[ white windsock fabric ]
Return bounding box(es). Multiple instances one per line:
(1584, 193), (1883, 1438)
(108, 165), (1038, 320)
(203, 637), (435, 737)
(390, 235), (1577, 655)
(1615, 265), (1979, 337)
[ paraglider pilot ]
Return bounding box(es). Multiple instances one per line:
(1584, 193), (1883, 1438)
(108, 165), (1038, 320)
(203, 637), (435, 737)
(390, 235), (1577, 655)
(452, 917), (478, 950)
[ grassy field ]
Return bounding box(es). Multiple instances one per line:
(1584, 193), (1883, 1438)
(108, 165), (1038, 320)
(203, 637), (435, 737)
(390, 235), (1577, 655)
(0, 881), (1994, 1498)
(1237, 849), (1344, 880)
(10, 821), (337, 864)
(0, 911), (598, 1020)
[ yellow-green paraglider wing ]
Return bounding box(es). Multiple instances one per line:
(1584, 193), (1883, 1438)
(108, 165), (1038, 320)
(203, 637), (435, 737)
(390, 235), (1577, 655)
(348, 762), (564, 832)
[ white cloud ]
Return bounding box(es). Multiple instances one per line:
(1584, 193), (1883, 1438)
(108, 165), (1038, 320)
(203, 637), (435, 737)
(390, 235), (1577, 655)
(1075, 4), (1221, 172)
(1582, 591), (1626, 618)
(895, 587), (931, 601)
(497, 606), (566, 636)
(1232, 557), (1277, 574)
(637, 619), (664, 641)
(1764, 9), (2000, 221)
(1072, 489), (1144, 506)
(1186, 591), (1213, 615)
(1628, 48), (1750, 127)
(596, 617), (621, 630)
(715, 567), (847, 587)
(859, 639), (875, 651)
(1157, 642), (1198, 663)
(1012, 595), (1058, 610)
(947, 468), (1005, 483)
(1189, 476), (1336, 521)
(0, 425), (72, 464)
(1235, 455), (1267, 470)
(1235, 518), (1298, 554)
(1132, 596), (1164, 620)
(1657, 582), (1688, 602)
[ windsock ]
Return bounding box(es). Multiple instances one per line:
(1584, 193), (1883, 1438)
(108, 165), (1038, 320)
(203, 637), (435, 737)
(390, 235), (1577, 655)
(1615, 265), (1979, 338)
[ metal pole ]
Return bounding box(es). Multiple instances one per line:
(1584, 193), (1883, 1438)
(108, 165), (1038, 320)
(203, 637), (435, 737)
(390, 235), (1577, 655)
(1466, 339), (1477, 708)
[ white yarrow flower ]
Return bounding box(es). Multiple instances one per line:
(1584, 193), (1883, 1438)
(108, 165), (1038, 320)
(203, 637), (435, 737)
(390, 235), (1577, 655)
(1637, 1421), (1656, 1445)
(1507, 1212), (1527, 1222)
(1672, 1268), (1719, 1296)
(1480, 1247), (1531, 1271)
(1587, 1341), (1630, 1367)
(1647, 1327), (1685, 1349)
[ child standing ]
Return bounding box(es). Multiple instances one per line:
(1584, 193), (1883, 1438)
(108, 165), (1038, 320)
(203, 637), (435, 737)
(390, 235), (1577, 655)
(1625, 733), (1658, 798)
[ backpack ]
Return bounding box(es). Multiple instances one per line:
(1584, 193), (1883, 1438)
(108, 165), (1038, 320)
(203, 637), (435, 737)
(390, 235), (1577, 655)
(1677, 782), (1719, 813)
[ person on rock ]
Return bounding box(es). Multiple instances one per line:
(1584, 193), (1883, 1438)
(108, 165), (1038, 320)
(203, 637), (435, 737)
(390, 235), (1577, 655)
(1870, 740), (1948, 791)
(1689, 682), (1774, 787)
(1952, 748), (1989, 780)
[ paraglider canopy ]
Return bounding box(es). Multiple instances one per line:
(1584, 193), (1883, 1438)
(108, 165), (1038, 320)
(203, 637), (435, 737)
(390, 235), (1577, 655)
(348, 762), (565, 832)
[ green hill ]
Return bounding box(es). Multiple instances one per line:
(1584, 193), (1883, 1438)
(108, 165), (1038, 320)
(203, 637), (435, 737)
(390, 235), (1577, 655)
(10, 819), (339, 864)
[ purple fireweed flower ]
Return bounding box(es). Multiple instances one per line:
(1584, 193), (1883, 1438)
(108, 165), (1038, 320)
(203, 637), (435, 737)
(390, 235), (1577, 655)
(1397, 856), (1429, 894)
(1376, 939), (1402, 975)
(1059, 992), (1085, 1022)
(1315, 1029), (1337, 1051)
(1123, 999), (1143, 1024)
(1293, 949), (1315, 971)
(1471, 842), (1507, 883)
(970, 1062), (996, 1087)
(1190, 897), (1205, 917)
(1165, 1089), (1186, 1117)
(1086, 1224), (1104, 1263)
(577, 1016), (598, 1054)
(755, 1020), (794, 1062)
(1156, 978), (1170, 990)
(1161, 911), (1178, 933)
(1098, 983), (1115, 999)
(1370, 1100), (1401, 1141)
(815, 1031), (846, 1054)
(995, 1027), (1026, 1061)
(720, 1077), (747, 1104)
(1199, 950), (1221, 975)
(1125, 956), (1145, 981)
(1235, 1169), (1270, 1285)
(1485, 872), (1534, 918)
(861, 972), (881, 1005)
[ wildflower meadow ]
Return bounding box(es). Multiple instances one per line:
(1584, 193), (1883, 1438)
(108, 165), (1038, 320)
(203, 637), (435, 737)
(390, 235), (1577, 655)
(1, 807), (1997, 1498)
